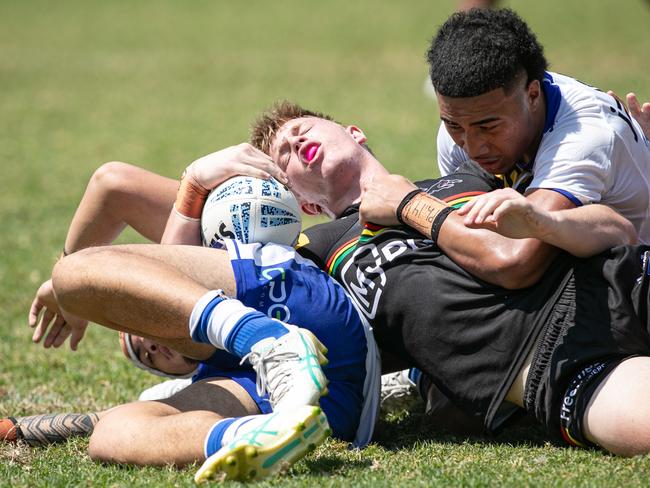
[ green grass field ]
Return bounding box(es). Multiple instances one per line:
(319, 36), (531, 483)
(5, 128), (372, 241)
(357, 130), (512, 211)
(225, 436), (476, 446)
(1, 0), (650, 486)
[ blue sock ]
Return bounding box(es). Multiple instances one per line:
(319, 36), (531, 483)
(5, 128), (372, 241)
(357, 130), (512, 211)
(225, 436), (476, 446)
(204, 418), (235, 458)
(189, 290), (290, 357)
(204, 415), (268, 457)
(225, 312), (289, 357)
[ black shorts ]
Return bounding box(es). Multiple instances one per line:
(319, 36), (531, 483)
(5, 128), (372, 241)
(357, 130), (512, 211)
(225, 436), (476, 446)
(524, 247), (650, 447)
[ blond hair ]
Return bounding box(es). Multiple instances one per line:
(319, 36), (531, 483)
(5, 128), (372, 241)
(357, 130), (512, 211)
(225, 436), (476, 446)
(249, 101), (335, 155)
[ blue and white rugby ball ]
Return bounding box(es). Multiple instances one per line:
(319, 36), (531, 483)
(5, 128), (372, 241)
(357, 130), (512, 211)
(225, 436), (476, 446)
(201, 176), (302, 247)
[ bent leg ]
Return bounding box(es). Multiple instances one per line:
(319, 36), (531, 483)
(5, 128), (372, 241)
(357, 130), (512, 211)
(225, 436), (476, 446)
(89, 377), (259, 466)
(583, 356), (650, 456)
(52, 244), (235, 358)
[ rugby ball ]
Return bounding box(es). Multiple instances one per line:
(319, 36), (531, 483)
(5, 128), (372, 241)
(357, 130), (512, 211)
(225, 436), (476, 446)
(201, 176), (302, 247)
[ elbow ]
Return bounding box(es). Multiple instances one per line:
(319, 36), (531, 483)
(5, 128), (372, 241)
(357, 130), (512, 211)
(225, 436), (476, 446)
(484, 252), (546, 290)
(623, 221), (638, 246)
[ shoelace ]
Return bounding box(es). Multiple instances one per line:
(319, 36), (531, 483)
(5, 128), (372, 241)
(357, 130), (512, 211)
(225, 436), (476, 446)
(241, 347), (300, 404)
(380, 373), (416, 404)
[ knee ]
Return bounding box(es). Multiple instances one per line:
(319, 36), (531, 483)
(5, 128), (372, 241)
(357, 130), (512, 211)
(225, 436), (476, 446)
(51, 248), (107, 312)
(88, 416), (121, 463)
(88, 162), (135, 200)
(591, 419), (650, 457)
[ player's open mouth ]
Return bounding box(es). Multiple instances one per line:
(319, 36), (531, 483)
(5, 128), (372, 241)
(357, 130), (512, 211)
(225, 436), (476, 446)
(474, 157), (500, 167)
(302, 143), (319, 164)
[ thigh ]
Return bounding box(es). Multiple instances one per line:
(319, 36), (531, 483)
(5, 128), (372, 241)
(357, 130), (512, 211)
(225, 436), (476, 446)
(98, 243), (237, 294)
(159, 376), (261, 416)
(99, 376), (260, 423)
(53, 244), (237, 357)
(583, 356), (650, 456)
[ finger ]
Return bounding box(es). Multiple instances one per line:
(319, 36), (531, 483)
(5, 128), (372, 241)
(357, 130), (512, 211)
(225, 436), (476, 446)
(32, 312), (54, 343)
(28, 298), (44, 327)
(36, 310), (57, 341)
(475, 197), (506, 224)
(52, 322), (72, 348)
(463, 196), (489, 224)
(43, 319), (66, 348)
(69, 325), (87, 351)
(41, 309), (56, 327)
(358, 204), (367, 227)
(262, 162), (289, 186)
(626, 93), (641, 117)
(456, 198), (476, 216)
(491, 199), (519, 223)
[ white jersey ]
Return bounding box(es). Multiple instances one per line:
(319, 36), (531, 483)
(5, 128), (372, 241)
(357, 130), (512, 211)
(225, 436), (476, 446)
(437, 71), (650, 243)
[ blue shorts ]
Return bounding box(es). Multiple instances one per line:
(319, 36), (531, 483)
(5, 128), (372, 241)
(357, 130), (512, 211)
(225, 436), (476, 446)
(221, 239), (380, 446)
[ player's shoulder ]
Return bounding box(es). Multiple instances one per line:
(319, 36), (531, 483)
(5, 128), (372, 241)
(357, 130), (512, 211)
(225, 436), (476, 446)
(546, 72), (615, 129)
(543, 72), (617, 150)
(416, 162), (501, 203)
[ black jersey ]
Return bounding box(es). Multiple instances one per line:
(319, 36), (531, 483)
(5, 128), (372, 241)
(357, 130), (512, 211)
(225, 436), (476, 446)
(297, 167), (567, 429)
(297, 166), (650, 433)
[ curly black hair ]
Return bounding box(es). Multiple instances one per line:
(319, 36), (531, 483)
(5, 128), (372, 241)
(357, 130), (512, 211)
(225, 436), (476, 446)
(426, 9), (548, 97)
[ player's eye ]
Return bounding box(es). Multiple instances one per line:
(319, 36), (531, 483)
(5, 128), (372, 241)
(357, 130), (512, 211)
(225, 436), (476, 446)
(144, 351), (153, 366)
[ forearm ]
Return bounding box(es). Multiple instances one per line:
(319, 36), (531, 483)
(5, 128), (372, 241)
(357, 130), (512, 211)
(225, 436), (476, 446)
(530, 204), (637, 256)
(160, 168), (209, 246)
(160, 209), (202, 245)
(438, 214), (556, 288)
(399, 191), (555, 288)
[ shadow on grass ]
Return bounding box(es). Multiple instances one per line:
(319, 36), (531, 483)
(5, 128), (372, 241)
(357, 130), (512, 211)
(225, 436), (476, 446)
(303, 454), (371, 474)
(374, 400), (548, 451)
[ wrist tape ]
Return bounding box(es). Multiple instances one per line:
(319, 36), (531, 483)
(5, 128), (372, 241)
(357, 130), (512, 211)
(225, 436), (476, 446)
(174, 170), (210, 219)
(397, 191), (454, 243)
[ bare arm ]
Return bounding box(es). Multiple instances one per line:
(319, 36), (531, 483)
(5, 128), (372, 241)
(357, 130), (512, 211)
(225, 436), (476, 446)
(360, 174), (573, 288)
(436, 189), (572, 288)
(160, 143), (289, 246)
(458, 188), (638, 255)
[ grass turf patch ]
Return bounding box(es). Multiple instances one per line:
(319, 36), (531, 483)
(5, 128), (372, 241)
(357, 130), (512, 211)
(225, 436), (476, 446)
(1, 0), (650, 485)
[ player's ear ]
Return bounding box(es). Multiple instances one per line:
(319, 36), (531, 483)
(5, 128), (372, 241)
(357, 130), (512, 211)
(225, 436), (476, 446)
(301, 202), (322, 216)
(346, 125), (367, 145)
(526, 79), (542, 111)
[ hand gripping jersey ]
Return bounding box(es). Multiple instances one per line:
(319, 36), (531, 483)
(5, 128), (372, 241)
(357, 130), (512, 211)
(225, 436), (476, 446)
(297, 166), (650, 440)
(437, 71), (650, 243)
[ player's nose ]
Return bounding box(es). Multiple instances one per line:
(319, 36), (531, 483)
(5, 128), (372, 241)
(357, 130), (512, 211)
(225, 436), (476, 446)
(288, 135), (307, 153)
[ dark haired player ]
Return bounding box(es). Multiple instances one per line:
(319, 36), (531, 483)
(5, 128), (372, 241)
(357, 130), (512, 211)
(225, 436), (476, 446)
(426, 9), (650, 258)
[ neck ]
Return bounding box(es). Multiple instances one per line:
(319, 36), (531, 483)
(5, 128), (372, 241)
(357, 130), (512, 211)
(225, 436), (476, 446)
(331, 156), (389, 218)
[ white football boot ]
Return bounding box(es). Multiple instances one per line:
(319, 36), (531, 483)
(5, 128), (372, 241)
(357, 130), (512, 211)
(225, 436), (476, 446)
(194, 405), (331, 483)
(245, 326), (329, 411)
(380, 368), (421, 411)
